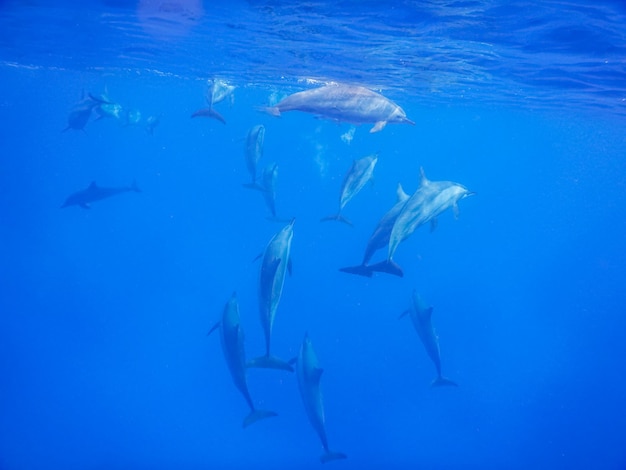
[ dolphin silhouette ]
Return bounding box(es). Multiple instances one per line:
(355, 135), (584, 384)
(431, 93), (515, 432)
(61, 180), (141, 209)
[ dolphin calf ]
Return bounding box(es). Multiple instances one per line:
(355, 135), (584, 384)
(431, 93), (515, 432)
(294, 333), (347, 464)
(63, 91), (108, 132)
(248, 219), (295, 371)
(191, 78), (235, 124)
(340, 183), (410, 277)
(242, 124), (265, 190)
(369, 168), (474, 276)
(61, 180), (141, 209)
(207, 293), (278, 428)
(399, 291), (458, 387)
(262, 84), (414, 133)
(321, 153), (378, 226)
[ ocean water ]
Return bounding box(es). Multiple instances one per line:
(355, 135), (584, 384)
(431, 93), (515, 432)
(1, 1), (626, 469)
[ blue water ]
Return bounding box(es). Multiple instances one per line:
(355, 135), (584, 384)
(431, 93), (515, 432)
(1, 1), (626, 469)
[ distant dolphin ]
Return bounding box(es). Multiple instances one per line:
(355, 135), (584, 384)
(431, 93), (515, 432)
(369, 168), (474, 276)
(63, 91), (108, 132)
(294, 333), (347, 464)
(207, 293), (278, 428)
(61, 180), (141, 209)
(399, 291), (458, 387)
(191, 78), (235, 124)
(248, 219), (295, 371)
(242, 124), (265, 190)
(321, 153), (378, 226)
(145, 114), (161, 135)
(340, 183), (410, 277)
(262, 84), (414, 133)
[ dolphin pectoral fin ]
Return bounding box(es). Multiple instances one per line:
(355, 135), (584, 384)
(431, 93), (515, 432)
(431, 376), (458, 387)
(247, 355), (294, 372)
(207, 321), (220, 336)
(339, 264), (373, 278)
(370, 120), (387, 133)
(430, 218), (438, 232)
(368, 259), (404, 277)
(242, 409), (278, 428)
(453, 203), (460, 219)
(320, 214), (353, 226)
(320, 451), (347, 464)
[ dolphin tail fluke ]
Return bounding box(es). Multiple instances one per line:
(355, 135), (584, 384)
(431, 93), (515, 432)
(320, 451), (347, 464)
(242, 409), (278, 428)
(339, 264), (373, 278)
(367, 259), (404, 277)
(320, 214), (353, 226)
(191, 107), (226, 124)
(247, 355), (294, 372)
(431, 376), (458, 388)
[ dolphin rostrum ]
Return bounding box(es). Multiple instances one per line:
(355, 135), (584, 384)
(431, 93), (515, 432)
(321, 153), (378, 226)
(262, 84), (414, 133)
(294, 333), (347, 464)
(340, 183), (410, 277)
(242, 124), (265, 190)
(207, 292), (278, 428)
(61, 180), (141, 209)
(369, 168), (474, 277)
(248, 219), (295, 371)
(399, 291), (458, 387)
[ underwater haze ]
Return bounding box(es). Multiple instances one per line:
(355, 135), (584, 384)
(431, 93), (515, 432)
(1, 1), (626, 469)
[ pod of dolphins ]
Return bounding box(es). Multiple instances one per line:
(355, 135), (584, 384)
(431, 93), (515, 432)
(61, 79), (475, 464)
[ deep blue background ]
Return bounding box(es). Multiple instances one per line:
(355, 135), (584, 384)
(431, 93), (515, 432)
(1, 2), (626, 469)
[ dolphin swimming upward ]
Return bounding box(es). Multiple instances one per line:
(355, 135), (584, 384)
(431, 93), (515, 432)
(369, 168), (474, 277)
(208, 293), (278, 428)
(400, 291), (458, 387)
(262, 83), (414, 133)
(242, 124), (265, 190)
(294, 333), (347, 464)
(191, 78), (235, 124)
(248, 220), (295, 371)
(61, 180), (141, 209)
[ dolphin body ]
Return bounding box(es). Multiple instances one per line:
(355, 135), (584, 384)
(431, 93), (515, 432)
(191, 78), (235, 124)
(400, 291), (458, 387)
(242, 124), (266, 190)
(63, 92), (108, 132)
(260, 163), (279, 219)
(61, 181), (141, 209)
(321, 153), (378, 226)
(207, 293), (278, 428)
(145, 114), (161, 135)
(294, 333), (347, 464)
(340, 183), (410, 277)
(248, 220), (295, 371)
(263, 84), (414, 133)
(369, 168), (474, 277)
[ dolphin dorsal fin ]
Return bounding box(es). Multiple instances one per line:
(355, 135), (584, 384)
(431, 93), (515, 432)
(396, 183), (409, 203)
(419, 167), (429, 187)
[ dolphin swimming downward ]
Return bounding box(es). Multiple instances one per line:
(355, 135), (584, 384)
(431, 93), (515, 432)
(208, 293), (278, 428)
(61, 180), (141, 209)
(399, 291), (458, 387)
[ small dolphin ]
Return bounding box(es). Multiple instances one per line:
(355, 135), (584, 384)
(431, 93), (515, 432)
(262, 84), (414, 133)
(63, 91), (108, 132)
(61, 180), (141, 209)
(145, 114), (161, 135)
(207, 293), (278, 428)
(369, 168), (474, 276)
(191, 78), (235, 124)
(321, 153), (378, 226)
(340, 183), (410, 277)
(399, 291), (458, 387)
(242, 124), (266, 190)
(294, 333), (347, 464)
(248, 219), (295, 371)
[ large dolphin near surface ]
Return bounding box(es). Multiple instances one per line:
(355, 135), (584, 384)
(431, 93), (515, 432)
(207, 293), (278, 428)
(321, 153), (378, 226)
(263, 84), (414, 133)
(294, 333), (347, 464)
(399, 291), (458, 387)
(242, 124), (265, 190)
(369, 168), (474, 277)
(61, 180), (141, 209)
(248, 220), (295, 371)
(340, 183), (410, 277)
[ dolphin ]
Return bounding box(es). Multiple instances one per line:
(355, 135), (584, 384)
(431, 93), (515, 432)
(399, 291), (458, 387)
(91, 89), (124, 121)
(248, 219), (295, 371)
(294, 333), (347, 464)
(145, 114), (161, 135)
(242, 124), (266, 190)
(369, 168), (474, 276)
(62, 91), (108, 132)
(321, 153), (378, 226)
(339, 183), (410, 277)
(191, 78), (235, 124)
(207, 292), (278, 428)
(61, 180), (141, 209)
(262, 84), (414, 133)
(260, 163), (279, 219)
